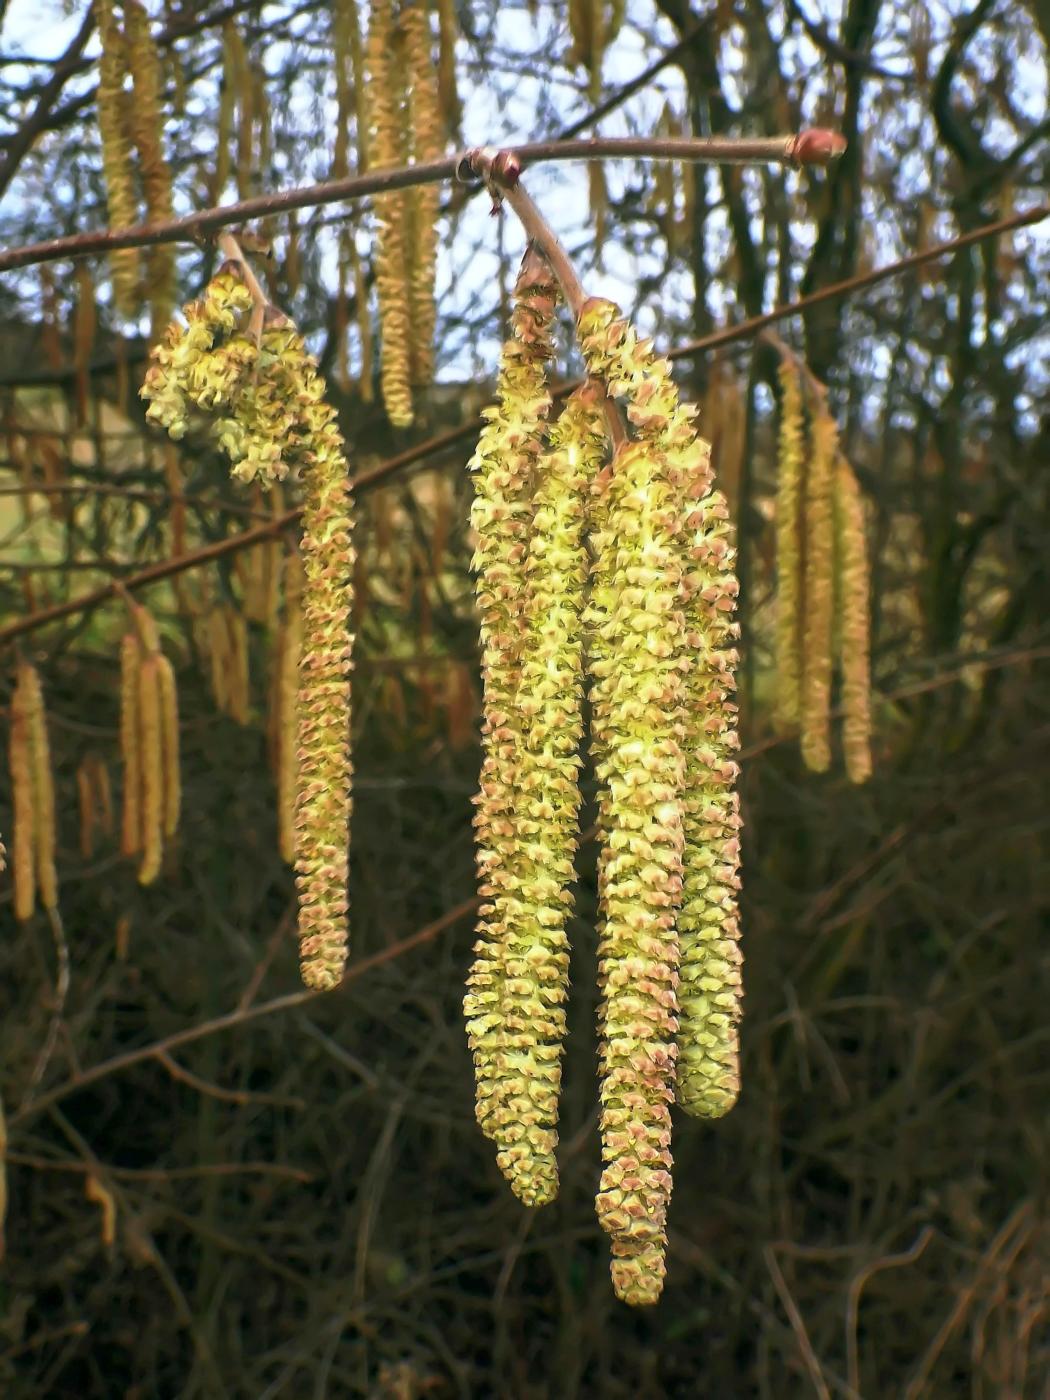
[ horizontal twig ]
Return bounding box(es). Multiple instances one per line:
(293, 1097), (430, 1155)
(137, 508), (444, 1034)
(0, 132), (845, 275)
(0, 203), (1043, 647)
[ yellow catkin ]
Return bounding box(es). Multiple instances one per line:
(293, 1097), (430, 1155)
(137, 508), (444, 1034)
(462, 251), (559, 1201)
(801, 407), (837, 772)
(123, 0), (175, 337)
(119, 631), (142, 857)
(366, 0), (414, 426)
(77, 757), (96, 860)
(403, 1), (443, 386)
(155, 653), (181, 839)
(137, 652), (164, 885)
(212, 26), (235, 200)
(9, 671), (36, 921)
(775, 359), (805, 729)
(834, 458), (872, 783)
(17, 664), (58, 911)
(435, 0), (460, 134)
(95, 0), (141, 316)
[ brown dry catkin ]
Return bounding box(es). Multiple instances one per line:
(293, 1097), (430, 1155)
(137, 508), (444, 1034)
(137, 651), (164, 886)
(834, 457), (872, 783)
(20, 663), (58, 910)
(119, 631), (142, 857)
(366, 0), (414, 426)
(9, 668), (37, 920)
(800, 407), (837, 772)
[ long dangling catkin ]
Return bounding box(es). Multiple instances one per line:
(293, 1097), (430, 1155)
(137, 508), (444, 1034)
(225, 605), (251, 725)
(95, 0), (141, 316)
(435, 0), (460, 135)
(142, 270), (355, 989)
(488, 386), (607, 1204)
(403, 1), (442, 386)
(119, 631), (142, 857)
(463, 250), (559, 1202)
(366, 0), (414, 426)
(834, 458), (872, 784)
(801, 406), (837, 773)
(19, 663), (58, 911)
(578, 295), (741, 1306)
(137, 651), (164, 886)
(775, 358), (805, 730)
(123, 0), (175, 338)
(9, 670), (36, 921)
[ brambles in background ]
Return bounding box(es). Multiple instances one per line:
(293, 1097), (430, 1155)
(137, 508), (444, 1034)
(141, 262), (356, 992)
(773, 355), (872, 782)
(7, 661), (58, 920)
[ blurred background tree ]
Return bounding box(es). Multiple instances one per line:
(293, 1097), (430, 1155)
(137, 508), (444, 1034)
(0, 1), (1047, 1395)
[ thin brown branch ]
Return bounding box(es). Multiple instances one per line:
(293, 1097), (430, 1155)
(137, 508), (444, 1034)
(6, 1151), (312, 1183)
(0, 132), (845, 275)
(8, 894), (481, 1131)
(0, 205), (1044, 648)
(153, 1048), (305, 1109)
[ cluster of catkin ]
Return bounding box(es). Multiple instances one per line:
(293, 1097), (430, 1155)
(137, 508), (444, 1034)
(119, 605), (180, 885)
(140, 267), (356, 991)
(464, 254), (742, 1305)
(7, 661), (58, 920)
(95, 0), (175, 333)
(364, 0), (444, 427)
(774, 358), (872, 783)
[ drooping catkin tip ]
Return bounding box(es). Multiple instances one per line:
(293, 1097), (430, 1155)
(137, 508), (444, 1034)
(610, 1237), (668, 1307)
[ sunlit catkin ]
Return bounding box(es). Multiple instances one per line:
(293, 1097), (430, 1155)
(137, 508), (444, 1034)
(577, 294), (741, 1304)
(96, 0), (140, 316)
(9, 669), (36, 920)
(801, 407), (837, 773)
(366, 0), (414, 426)
(276, 558), (304, 865)
(463, 250), (559, 1203)
(834, 458), (872, 783)
(775, 359), (804, 729)
(119, 632), (142, 857)
(488, 387), (607, 1204)
(141, 270), (356, 990)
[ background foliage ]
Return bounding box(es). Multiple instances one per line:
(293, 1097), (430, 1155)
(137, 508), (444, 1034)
(0, 0), (1047, 1395)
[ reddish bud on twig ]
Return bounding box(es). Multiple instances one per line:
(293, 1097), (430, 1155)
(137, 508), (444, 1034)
(786, 129), (848, 166)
